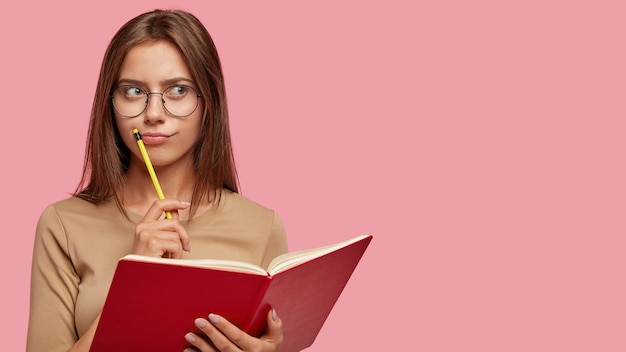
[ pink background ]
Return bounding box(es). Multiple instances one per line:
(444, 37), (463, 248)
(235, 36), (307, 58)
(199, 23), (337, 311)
(2, 0), (625, 350)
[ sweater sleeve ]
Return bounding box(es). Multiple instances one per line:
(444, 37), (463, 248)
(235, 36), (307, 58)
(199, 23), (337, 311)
(259, 211), (289, 270)
(27, 205), (81, 352)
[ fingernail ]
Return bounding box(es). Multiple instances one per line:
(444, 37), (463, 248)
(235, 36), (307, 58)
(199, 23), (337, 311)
(272, 309), (278, 321)
(181, 201), (191, 206)
(208, 313), (221, 324)
(194, 318), (207, 328)
(185, 333), (197, 343)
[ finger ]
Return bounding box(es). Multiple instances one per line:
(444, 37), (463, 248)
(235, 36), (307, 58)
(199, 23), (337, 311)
(133, 229), (188, 257)
(152, 218), (191, 253)
(158, 234), (186, 258)
(137, 212), (191, 253)
(184, 332), (217, 352)
(134, 230), (185, 258)
(198, 315), (245, 351)
(142, 199), (191, 221)
(261, 308), (283, 346)
(175, 220), (191, 252)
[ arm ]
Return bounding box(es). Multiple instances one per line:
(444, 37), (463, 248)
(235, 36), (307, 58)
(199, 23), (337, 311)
(68, 313), (101, 352)
(26, 206), (84, 351)
(27, 199), (191, 352)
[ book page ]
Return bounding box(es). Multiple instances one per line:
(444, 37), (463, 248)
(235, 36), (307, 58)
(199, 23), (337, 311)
(121, 254), (268, 275)
(267, 235), (370, 275)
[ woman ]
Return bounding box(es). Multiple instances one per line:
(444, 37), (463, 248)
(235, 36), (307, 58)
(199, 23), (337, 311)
(27, 9), (287, 352)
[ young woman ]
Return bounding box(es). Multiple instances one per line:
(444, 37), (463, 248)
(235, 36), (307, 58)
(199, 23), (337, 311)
(27, 9), (287, 352)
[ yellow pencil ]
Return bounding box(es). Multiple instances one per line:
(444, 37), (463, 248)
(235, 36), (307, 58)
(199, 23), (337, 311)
(133, 128), (172, 219)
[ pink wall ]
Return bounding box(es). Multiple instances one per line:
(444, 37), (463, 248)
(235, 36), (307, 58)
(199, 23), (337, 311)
(2, 1), (625, 350)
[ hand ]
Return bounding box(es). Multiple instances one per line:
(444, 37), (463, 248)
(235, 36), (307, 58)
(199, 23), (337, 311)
(132, 199), (191, 258)
(184, 309), (283, 352)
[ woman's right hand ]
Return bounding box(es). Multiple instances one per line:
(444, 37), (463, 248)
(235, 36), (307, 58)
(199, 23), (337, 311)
(132, 199), (191, 258)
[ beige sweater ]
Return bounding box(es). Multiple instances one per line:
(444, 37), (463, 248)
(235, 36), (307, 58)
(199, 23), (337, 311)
(26, 190), (288, 351)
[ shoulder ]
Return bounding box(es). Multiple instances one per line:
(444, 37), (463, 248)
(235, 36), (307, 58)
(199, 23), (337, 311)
(38, 196), (120, 227)
(219, 190), (276, 216)
(41, 196), (106, 218)
(34, 196), (131, 254)
(34, 197), (102, 254)
(38, 197), (92, 223)
(46, 196), (98, 212)
(216, 190), (288, 261)
(212, 190), (285, 232)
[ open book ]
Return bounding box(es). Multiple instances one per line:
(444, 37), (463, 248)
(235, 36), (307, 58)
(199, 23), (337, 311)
(90, 234), (372, 352)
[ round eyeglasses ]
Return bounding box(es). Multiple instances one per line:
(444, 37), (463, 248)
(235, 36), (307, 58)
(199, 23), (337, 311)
(110, 85), (203, 118)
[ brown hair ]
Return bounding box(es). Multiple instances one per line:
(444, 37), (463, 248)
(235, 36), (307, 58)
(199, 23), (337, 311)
(75, 9), (238, 217)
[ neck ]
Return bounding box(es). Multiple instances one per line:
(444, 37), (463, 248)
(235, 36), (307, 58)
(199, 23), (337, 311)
(124, 156), (196, 206)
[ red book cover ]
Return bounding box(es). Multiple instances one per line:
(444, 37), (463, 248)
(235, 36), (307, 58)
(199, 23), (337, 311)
(90, 235), (372, 352)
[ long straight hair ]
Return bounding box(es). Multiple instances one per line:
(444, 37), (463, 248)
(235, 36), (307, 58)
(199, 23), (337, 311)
(75, 9), (239, 217)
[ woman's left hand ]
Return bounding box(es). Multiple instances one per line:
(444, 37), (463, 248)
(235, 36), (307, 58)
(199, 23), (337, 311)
(184, 309), (283, 352)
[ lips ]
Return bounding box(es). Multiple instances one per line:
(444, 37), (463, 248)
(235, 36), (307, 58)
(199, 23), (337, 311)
(140, 133), (171, 145)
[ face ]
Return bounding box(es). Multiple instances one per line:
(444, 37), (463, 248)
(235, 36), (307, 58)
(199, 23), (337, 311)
(114, 40), (203, 168)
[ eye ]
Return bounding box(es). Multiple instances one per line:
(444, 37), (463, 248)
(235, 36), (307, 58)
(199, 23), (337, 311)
(166, 85), (189, 98)
(123, 86), (145, 97)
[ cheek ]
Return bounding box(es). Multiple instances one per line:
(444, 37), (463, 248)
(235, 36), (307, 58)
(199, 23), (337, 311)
(185, 111), (204, 142)
(114, 116), (136, 150)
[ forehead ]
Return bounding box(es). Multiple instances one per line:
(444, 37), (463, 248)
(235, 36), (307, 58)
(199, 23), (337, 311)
(117, 41), (193, 85)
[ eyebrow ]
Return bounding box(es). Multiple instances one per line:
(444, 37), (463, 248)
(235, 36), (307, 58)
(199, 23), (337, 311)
(116, 77), (196, 87)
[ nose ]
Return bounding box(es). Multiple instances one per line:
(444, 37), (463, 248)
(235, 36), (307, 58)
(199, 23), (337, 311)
(144, 93), (166, 123)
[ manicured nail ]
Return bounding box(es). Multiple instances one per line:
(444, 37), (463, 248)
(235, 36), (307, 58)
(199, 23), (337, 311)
(208, 313), (221, 324)
(194, 318), (207, 328)
(181, 201), (191, 206)
(185, 333), (197, 343)
(272, 309), (278, 321)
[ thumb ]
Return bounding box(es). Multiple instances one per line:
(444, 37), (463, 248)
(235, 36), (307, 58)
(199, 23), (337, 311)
(263, 308), (283, 346)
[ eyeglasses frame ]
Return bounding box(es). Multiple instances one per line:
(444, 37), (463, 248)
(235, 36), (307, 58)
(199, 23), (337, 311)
(109, 85), (203, 118)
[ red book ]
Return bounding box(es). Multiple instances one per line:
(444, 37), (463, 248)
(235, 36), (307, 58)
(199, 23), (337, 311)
(90, 234), (372, 352)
